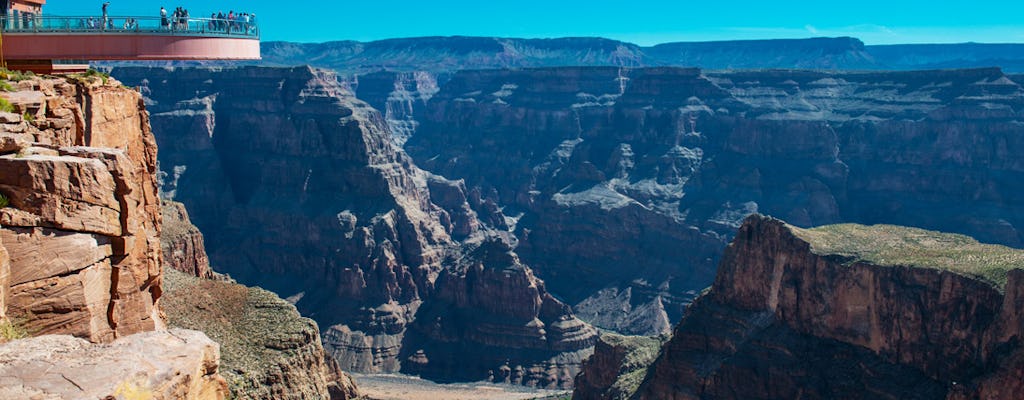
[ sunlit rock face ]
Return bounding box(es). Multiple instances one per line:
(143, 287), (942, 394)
(0, 76), (163, 343)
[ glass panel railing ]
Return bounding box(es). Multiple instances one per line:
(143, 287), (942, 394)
(0, 15), (259, 38)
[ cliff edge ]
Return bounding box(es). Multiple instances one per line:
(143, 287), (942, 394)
(583, 214), (1024, 400)
(0, 72), (229, 399)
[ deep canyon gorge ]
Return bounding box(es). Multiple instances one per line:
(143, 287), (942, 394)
(0, 33), (1022, 399)
(107, 53), (1024, 390)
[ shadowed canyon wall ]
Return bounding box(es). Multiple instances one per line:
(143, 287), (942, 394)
(111, 63), (1024, 386)
(112, 66), (597, 387)
(400, 66), (1024, 335)
(587, 215), (1024, 400)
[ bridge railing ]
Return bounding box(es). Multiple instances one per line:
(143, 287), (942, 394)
(0, 15), (259, 38)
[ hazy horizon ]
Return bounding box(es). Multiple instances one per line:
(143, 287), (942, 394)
(44, 0), (1024, 46)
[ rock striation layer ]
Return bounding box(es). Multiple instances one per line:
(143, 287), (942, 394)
(0, 74), (163, 343)
(404, 66), (1024, 335)
(0, 328), (228, 400)
(111, 66), (597, 386)
(630, 214), (1024, 400)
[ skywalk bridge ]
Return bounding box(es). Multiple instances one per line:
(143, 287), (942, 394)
(1, 15), (261, 73)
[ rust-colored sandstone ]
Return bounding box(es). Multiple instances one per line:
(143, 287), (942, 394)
(0, 75), (163, 342)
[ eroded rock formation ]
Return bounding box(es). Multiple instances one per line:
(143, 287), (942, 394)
(161, 200), (214, 279)
(111, 66), (596, 385)
(629, 215), (1024, 400)
(0, 75), (163, 342)
(404, 66), (1024, 335)
(404, 236), (596, 388)
(572, 333), (665, 400)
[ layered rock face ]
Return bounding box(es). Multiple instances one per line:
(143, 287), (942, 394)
(0, 328), (228, 400)
(110, 66), (596, 385)
(114, 65), (452, 372)
(631, 215), (1024, 400)
(163, 268), (358, 400)
(404, 236), (597, 388)
(0, 75), (163, 342)
(161, 200), (214, 279)
(355, 70), (442, 146)
(404, 66), (1024, 335)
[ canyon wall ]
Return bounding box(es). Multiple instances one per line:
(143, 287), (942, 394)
(0, 74), (234, 399)
(110, 64), (1024, 380)
(0, 75), (163, 342)
(402, 66), (1024, 335)
(111, 66), (597, 386)
(626, 214), (1024, 400)
(162, 200), (214, 279)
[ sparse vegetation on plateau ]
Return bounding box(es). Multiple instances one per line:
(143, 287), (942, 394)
(791, 223), (1024, 290)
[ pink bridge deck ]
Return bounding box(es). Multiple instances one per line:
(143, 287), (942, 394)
(2, 33), (260, 60)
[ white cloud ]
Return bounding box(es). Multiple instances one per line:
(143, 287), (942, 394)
(805, 24), (819, 35)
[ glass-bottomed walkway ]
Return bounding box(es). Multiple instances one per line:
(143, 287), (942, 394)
(1, 15), (261, 73)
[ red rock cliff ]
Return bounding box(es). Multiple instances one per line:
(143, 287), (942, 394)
(0, 75), (163, 343)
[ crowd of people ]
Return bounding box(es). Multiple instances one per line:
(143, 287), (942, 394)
(161, 6), (256, 34)
(70, 3), (257, 35)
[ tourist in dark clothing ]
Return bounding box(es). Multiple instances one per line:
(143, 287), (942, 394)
(101, 2), (109, 30)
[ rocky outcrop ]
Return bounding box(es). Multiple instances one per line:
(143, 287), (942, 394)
(0, 328), (228, 400)
(631, 214), (1024, 400)
(161, 200), (214, 279)
(572, 333), (665, 400)
(110, 66), (595, 386)
(162, 268), (358, 400)
(0, 74), (163, 343)
(404, 66), (1024, 335)
(404, 236), (597, 388)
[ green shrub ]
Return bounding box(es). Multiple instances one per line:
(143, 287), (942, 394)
(0, 193), (10, 208)
(0, 318), (29, 343)
(0, 97), (13, 113)
(0, 81), (13, 92)
(0, 68), (31, 82)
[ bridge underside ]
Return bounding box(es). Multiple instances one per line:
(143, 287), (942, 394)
(3, 33), (260, 73)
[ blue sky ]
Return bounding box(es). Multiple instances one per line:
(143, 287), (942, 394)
(44, 0), (1024, 45)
